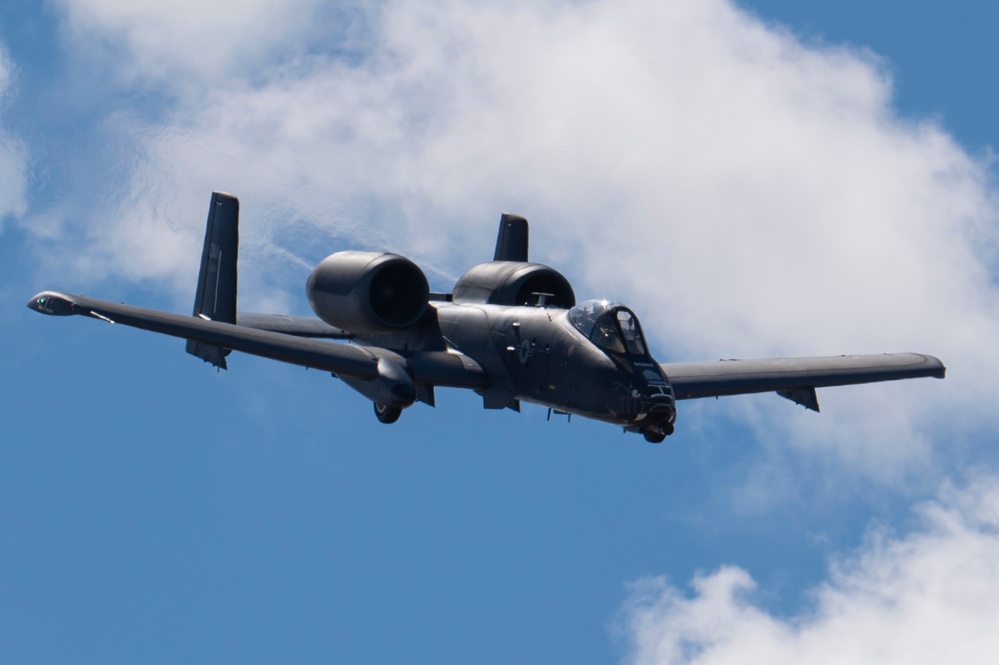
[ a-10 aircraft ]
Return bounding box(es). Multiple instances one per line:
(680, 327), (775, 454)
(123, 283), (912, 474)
(29, 192), (945, 442)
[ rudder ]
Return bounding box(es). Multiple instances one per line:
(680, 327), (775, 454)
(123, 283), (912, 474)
(186, 192), (239, 369)
(493, 213), (529, 262)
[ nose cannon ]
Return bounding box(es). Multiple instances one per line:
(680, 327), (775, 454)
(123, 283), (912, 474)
(638, 388), (676, 443)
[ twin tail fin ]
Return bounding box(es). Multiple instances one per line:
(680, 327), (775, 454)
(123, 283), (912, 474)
(186, 192), (239, 369)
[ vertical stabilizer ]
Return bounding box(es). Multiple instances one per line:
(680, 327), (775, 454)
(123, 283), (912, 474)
(186, 192), (239, 369)
(493, 213), (529, 262)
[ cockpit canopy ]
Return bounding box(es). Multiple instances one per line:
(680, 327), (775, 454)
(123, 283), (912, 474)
(568, 300), (648, 356)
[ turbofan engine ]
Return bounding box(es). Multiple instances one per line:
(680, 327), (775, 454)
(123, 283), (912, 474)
(452, 261), (575, 308)
(307, 251), (430, 334)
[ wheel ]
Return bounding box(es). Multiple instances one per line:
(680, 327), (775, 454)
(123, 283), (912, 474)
(373, 402), (402, 424)
(643, 429), (667, 443)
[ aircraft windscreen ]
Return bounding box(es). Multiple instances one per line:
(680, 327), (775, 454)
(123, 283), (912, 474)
(616, 309), (647, 355)
(568, 299), (609, 337)
(569, 300), (648, 356)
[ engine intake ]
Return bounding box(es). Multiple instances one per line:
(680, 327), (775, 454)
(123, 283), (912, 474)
(452, 261), (575, 308)
(307, 251), (429, 334)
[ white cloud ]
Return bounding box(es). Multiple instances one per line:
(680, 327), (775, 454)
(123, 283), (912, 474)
(0, 46), (27, 228)
(52, 0), (339, 86)
(39, 0), (999, 474)
(616, 474), (999, 665)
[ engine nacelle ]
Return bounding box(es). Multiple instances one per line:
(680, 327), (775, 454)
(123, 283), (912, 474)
(451, 261), (575, 308)
(307, 251), (430, 334)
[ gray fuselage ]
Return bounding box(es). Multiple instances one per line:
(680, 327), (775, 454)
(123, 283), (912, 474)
(434, 301), (677, 432)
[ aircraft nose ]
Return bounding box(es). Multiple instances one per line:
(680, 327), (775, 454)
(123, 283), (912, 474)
(648, 392), (674, 408)
(648, 393), (674, 415)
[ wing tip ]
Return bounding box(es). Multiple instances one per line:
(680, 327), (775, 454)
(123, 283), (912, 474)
(909, 352), (946, 379)
(27, 291), (80, 316)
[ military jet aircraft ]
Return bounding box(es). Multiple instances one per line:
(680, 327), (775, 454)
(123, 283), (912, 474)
(28, 192), (945, 442)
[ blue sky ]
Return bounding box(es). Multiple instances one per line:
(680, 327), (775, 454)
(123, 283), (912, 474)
(2, 1), (999, 663)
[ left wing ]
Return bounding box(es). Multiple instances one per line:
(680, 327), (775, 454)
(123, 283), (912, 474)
(236, 313), (353, 339)
(662, 352), (945, 411)
(27, 291), (487, 389)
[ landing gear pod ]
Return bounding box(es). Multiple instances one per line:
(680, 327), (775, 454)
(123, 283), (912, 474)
(374, 403), (403, 424)
(339, 358), (416, 424)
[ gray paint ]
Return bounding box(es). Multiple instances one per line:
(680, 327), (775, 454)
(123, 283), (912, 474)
(27, 192), (945, 443)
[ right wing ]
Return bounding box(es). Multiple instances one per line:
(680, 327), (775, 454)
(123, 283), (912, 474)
(662, 352), (945, 411)
(28, 291), (486, 389)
